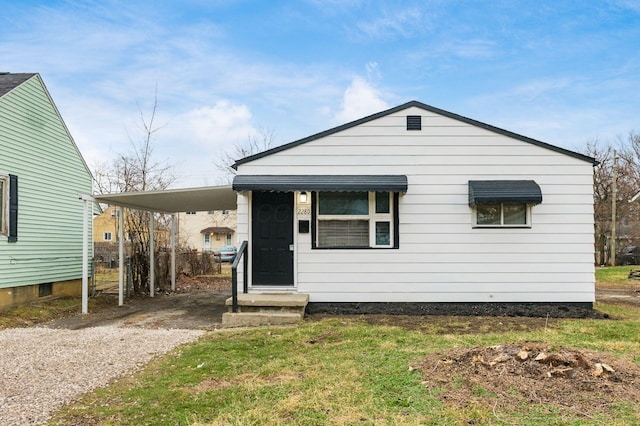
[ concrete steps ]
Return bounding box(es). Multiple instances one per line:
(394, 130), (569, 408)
(222, 293), (309, 328)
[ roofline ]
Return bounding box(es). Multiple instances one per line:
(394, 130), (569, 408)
(233, 100), (597, 168)
(33, 74), (95, 180)
(1, 73), (96, 179)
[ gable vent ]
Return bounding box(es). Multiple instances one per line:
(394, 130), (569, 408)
(406, 115), (421, 130)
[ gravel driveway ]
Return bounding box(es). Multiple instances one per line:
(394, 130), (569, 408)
(0, 291), (228, 425)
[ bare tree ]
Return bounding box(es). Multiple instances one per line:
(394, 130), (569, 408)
(214, 127), (278, 183)
(587, 132), (640, 265)
(93, 91), (176, 293)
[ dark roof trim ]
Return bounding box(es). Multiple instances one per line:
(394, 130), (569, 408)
(469, 180), (543, 206)
(232, 100), (597, 168)
(232, 175), (408, 192)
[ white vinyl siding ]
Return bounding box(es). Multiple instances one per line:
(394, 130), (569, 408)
(0, 75), (93, 289)
(236, 106), (594, 303)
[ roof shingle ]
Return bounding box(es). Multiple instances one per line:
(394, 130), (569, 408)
(0, 73), (36, 98)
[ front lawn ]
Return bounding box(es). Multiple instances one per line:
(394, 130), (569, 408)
(49, 301), (640, 425)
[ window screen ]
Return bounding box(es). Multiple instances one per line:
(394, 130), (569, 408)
(318, 219), (369, 247)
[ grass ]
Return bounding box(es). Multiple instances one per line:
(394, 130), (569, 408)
(0, 297), (81, 330)
(48, 301), (640, 425)
(595, 264), (640, 284)
(0, 296), (117, 330)
(2, 266), (637, 424)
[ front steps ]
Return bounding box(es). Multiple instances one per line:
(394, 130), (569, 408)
(222, 293), (309, 328)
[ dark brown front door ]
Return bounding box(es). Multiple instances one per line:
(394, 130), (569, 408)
(251, 191), (294, 286)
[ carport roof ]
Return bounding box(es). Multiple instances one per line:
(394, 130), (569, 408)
(93, 185), (237, 213)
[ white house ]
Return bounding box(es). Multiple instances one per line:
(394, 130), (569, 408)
(231, 101), (597, 312)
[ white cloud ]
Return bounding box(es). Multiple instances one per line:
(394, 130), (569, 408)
(449, 39), (497, 59)
(177, 101), (256, 146)
(154, 101), (258, 187)
(607, 0), (640, 12)
(365, 61), (382, 81)
(333, 77), (389, 124)
(352, 7), (429, 40)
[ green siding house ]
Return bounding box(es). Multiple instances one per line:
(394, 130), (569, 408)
(0, 73), (93, 309)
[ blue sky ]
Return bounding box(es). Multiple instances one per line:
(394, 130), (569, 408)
(1, 0), (639, 188)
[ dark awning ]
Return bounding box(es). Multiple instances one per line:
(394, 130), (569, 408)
(468, 180), (542, 206)
(232, 175), (408, 192)
(201, 226), (235, 235)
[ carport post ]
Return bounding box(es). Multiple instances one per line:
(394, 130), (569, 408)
(149, 211), (155, 297)
(171, 213), (176, 291)
(118, 206), (124, 306)
(79, 193), (93, 314)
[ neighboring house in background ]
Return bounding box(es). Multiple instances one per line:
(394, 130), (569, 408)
(93, 204), (170, 247)
(0, 73), (93, 310)
(177, 210), (236, 252)
(93, 205), (125, 269)
(93, 205), (121, 243)
(232, 101), (597, 310)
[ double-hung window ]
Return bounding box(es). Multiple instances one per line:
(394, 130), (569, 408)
(315, 191), (395, 248)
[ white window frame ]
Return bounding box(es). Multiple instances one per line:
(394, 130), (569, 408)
(473, 203), (531, 228)
(104, 231), (113, 241)
(316, 191), (394, 249)
(0, 175), (7, 236)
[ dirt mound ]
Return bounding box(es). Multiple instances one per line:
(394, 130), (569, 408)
(174, 273), (230, 293)
(412, 342), (640, 418)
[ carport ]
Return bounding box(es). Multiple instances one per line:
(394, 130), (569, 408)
(79, 186), (237, 313)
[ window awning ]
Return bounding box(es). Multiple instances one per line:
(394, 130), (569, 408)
(468, 180), (542, 206)
(232, 175), (408, 192)
(201, 226), (234, 235)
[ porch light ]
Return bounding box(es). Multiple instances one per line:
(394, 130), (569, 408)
(299, 191), (308, 203)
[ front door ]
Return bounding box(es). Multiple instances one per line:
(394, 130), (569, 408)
(203, 234), (211, 252)
(251, 191), (294, 286)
